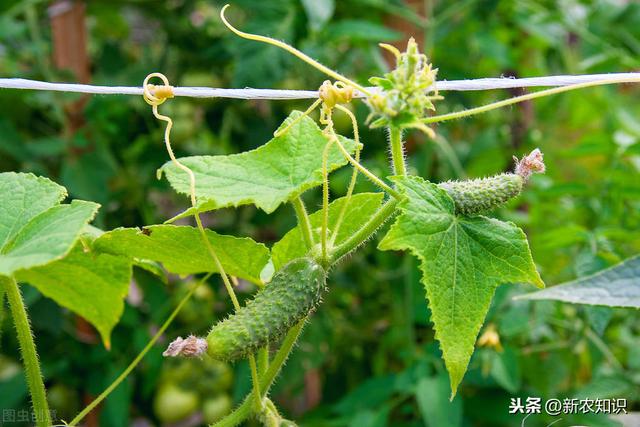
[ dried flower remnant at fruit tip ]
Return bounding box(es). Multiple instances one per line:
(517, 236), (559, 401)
(163, 335), (208, 357)
(514, 148), (545, 180)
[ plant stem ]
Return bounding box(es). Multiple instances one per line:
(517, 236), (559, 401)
(257, 345), (269, 376)
(423, 76), (640, 124)
(292, 197), (314, 250)
(321, 139), (334, 262)
(212, 319), (306, 427)
(331, 134), (402, 199)
(389, 125), (407, 176)
(331, 198), (399, 263)
(248, 356), (262, 411)
(330, 105), (361, 245)
(70, 274), (212, 426)
(2, 276), (51, 427)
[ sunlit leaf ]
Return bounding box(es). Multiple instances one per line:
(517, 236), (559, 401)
(16, 245), (131, 348)
(162, 111), (358, 217)
(94, 225), (270, 285)
(379, 176), (543, 397)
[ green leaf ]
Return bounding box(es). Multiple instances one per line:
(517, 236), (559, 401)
(0, 174), (100, 276)
(0, 172), (67, 249)
(16, 245), (131, 348)
(516, 255), (640, 308)
(93, 225), (270, 285)
(272, 193), (385, 270)
(378, 176), (543, 397)
(161, 111), (358, 217)
(301, 0), (335, 31)
(489, 346), (521, 393)
(415, 373), (462, 427)
(325, 20), (402, 42)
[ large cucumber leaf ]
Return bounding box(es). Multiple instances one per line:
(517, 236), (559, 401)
(94, 225), (270, 285)
(161, 111), (358, 217)
(0, 172), (99, 276)
(16, 245), (131, 348)
(517, 255), (640, 308)
(1, 172), (131, 347)
(378, 176), (543, 397)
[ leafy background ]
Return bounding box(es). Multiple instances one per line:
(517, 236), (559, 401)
(1, 0), (640, 426)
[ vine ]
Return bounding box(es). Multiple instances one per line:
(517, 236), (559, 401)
(0, 4), (638, 427)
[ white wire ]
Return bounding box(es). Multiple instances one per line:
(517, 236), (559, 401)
(0, 73), (639, 99)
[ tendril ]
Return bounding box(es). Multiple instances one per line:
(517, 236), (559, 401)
(220, 4), (370, 96)
(142, 73), (263, 410)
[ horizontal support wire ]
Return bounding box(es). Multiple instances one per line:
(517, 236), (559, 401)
(1, 73), (639, 99)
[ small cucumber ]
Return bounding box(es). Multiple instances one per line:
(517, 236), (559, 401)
(438, 149), (545, 216)
(438, 173), (523, 216)
(207, 257), (326, 361)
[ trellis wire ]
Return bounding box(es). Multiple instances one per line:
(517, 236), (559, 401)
(1, 73), (639, 99)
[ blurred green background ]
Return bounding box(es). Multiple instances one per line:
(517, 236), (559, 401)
(1, 0), (640, 426)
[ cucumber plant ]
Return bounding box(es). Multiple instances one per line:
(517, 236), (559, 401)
(1, 4), (637, 427)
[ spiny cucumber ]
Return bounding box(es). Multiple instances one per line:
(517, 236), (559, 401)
(438, 149), (545, 216)
(207, 257), (326, 362)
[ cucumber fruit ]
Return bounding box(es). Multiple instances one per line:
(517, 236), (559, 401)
(207, 257), (326, 361)
(438, 173), (523, 216)
(438, 148), (545, 216)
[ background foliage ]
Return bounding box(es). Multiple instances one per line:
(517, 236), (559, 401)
(1, 0), (640, 426)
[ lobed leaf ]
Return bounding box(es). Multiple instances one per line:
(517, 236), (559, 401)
(94, 225), (270, 285)
(16, 245), (131, 348)
(0, 172), (67, 249)
(516, 255), (640, 308)
(378, 176), (543, 397)
(0, 175), (99, 278)
(161, 111), (358, 217)
(272, 193), (385, 270)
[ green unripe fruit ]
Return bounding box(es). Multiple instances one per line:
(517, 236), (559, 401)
(438, 173), (524, 216)
(438, 148), (546, 216)
(153, 383), (200, 423)
(207, 257), (326, 361)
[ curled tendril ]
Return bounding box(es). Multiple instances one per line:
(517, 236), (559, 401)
(142, 72), (174, 106)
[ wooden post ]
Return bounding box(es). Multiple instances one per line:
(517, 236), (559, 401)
(49, 0), (90, 134)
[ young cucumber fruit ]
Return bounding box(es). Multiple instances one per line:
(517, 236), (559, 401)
(438, 173), (523, 216)
(207, 257), (326, 361)
(438, 148), (545, 216)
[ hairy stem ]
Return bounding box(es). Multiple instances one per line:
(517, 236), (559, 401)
(330, 105), (361, 245)
(423, 76), (640, 124)
(70, 274), (212, 426)
(330, 134), (402, 199)
(2, 276), (51, 427)
(257, 345), (269, 376)
(321, 138), (334, 262)
(249, 357), (262, 411)
(212, 319), (306, 427)
(389, 125), (407, 176)
(331, 198), (399, 263)
(292, 197), (314, 250)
